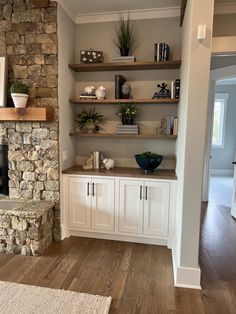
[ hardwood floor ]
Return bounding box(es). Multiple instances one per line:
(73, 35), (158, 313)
(0, 203), (235, 313)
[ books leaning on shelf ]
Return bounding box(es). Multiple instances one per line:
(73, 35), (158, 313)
(112, 56), (136, 63)
(154, 43), (170, 61)
(117, 124), (139, 134)
(160, 116), (178, 135)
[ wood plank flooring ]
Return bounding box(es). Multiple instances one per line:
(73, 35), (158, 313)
(0, 202), (235, 313)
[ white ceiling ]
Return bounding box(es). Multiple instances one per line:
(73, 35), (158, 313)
(63, 0), (181, 15)
(216, 77), (236, 85)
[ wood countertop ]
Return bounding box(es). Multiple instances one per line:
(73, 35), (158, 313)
(62, 166), (177, 180)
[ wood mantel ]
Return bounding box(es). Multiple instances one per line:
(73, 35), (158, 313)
(0, 108), (54, 121)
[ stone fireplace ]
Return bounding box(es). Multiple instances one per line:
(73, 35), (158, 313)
(0, 0), (60, 243)
(0, 145), (8, 195)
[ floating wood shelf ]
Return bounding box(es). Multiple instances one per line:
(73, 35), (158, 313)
(69, 98), (179, 105)
(68, 60), (181, 72)
(69, 132), (177, 140)
(0, 108), (54, 121)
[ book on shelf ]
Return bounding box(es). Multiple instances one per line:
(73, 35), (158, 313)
(161, 116), (177, 136)
(112, 56), (136, 62)
(170, 79), (181, 99)
(79, 95), (97, 99)
(115, 75), (127, 99)
(154, 43), (170, 61)
(117, 124), (139, 134)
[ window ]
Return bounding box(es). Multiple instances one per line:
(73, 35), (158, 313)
(212, 93), (228, 148)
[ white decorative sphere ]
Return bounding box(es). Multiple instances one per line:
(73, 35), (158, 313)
(103, 158), (115, 170)
(84, 86), (95, 95)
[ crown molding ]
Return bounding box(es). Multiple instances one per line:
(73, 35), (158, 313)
(214, 3), (236, 15)
(55, 0), (76, 22)
(75, 7), (180, 24)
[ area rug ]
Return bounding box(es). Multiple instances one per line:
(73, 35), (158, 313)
(0, 281), (112, 314)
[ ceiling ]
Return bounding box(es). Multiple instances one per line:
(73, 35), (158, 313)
(63, 0), (181, 15)
(216, 77), (236, 85)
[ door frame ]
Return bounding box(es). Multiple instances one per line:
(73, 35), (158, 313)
(202, 65), (236, 202)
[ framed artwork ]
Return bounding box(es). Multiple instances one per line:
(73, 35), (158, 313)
(0, 57), (7, 108)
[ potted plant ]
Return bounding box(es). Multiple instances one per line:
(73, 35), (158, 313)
(117, 103), (139, 125)
(10, 82), (29, 108)
(113, 16), (135, 56)
(75, 108), (106, 133)
(135, 151), (163, 173)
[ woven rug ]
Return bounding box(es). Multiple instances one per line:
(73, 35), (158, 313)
(0, 281), (112, 314)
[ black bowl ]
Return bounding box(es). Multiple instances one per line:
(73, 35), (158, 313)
(135, 154), (163, 173)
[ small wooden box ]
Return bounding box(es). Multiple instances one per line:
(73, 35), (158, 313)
(80, 49), (103, 64)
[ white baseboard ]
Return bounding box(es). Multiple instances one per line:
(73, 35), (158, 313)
(211, 169), (233, 176)
(172, 250), (201, 289)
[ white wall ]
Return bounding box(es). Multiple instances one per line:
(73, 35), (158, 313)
(173, 0), (214, 288)
(211, 85), (236, 174)
(58, 4), (76, 171)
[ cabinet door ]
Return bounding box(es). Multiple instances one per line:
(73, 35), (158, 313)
(91, 178), (115, 232)
(119, 179), (143, 234)
(68, 177), (91, 229)
(143, 181), (170, 237)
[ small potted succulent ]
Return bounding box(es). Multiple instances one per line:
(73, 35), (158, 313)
(75, 108), (106, 133)
(10, 82), (29, 108)
(117, 103), (139, 125)
(113, 16), (135, 56)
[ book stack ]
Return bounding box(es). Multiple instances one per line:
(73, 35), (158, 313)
(161, 116), (178, 135)
(154, 43), (170, 61)
(80, 92), (96, 99)
(117, 124), (139, 135)
(112, 56), (136, 63)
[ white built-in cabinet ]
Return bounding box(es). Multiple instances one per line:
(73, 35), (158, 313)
(63, 174), (175, 247)
(68, 176), (115, 232)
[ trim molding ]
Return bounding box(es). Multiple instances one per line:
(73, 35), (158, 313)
(75, 7), (180, 24)
(172, 250), (201, 289)
(211, 169), (234, 176)
(56, 0), (76, 22)
(214, 3), (236, 15)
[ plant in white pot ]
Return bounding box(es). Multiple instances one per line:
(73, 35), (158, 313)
(10, 82), (29, 108)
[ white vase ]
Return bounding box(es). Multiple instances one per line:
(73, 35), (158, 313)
(11, 93), (29, 108)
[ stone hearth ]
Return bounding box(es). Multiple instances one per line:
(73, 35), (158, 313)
(0, 200), (54, 256)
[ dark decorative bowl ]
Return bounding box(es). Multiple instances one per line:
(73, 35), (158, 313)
(135, 154), (163, 173)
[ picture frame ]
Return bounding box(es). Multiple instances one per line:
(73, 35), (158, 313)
(0, 57), (7, 108)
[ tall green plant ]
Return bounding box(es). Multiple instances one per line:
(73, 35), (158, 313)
(113, 16), (135, 51)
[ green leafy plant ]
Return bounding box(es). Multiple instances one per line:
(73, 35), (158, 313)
(116, 103), (139, 119)
(140, 152), (162, 158)
(10, 82), (29, 94)
(75, 108), (106, 130)
(113, 16), (135, 51)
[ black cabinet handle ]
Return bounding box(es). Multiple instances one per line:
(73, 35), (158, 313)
(145, 186), (148, 200)
(87, 182), (90, 196)
(92, 183), (95, 196)
(232, 161), (236, 165)
(140, 186), (142, 200)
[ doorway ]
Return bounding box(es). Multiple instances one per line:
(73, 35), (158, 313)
(209, 83), (236, 208)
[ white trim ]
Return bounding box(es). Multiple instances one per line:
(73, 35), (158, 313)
(210, 169), (234, 176)
(172, 251), (201, 289)
(212, 93), (228, 149)
(0, 57), (7, 108)
(68, 229), (168, 246)
(75, 7), (180, 24)
(56, 0), (76, 23)
(211, 65), (236, 81)
(214, 3), (236, 15)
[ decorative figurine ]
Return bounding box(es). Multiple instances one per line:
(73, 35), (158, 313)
(95, 86), (106, 100)
(103, 158), (115, 170)
(121, 82), (131, 99)
(83, 154), (94, 170)
(84, 86), (95, 95)
(152, 82), (171, 99)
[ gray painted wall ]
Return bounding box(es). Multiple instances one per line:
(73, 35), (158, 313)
(211, 85), (236, 172)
